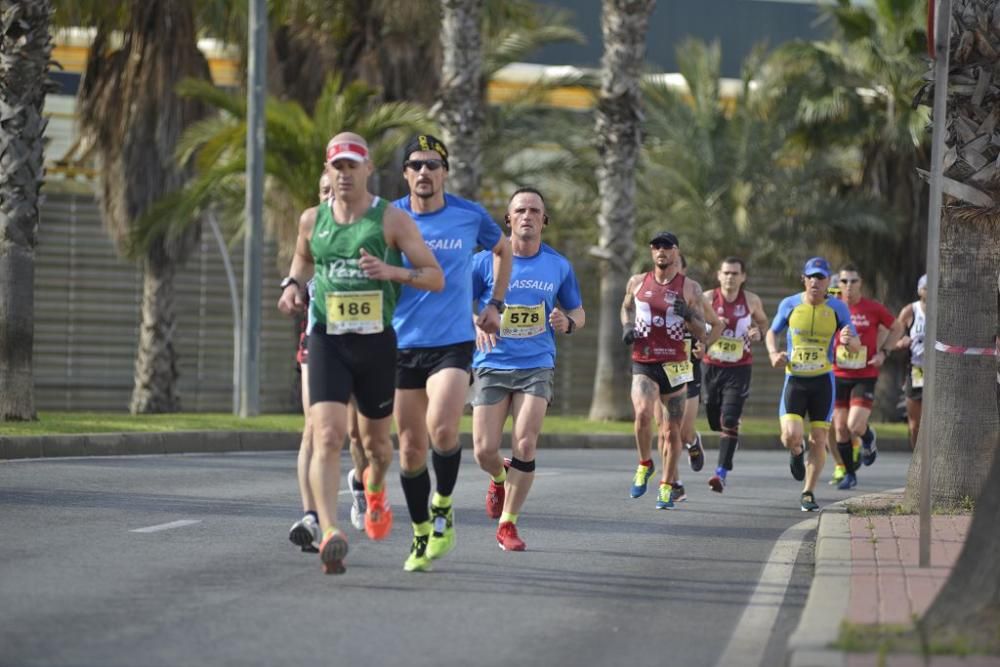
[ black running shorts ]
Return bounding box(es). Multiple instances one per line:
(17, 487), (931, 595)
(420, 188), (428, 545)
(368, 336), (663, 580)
(307, 324), (397, 419)
(779, 373), (835, 426)
(632, 361), (687, 396)
(834, 377), (876, 409)
(703, 364), (752, 412)
(686, 357), (702, 400)
(396, 341), (474, 390)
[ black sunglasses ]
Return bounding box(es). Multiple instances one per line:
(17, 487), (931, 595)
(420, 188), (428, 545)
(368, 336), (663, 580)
(404, 159), (444, 172)
(839, 278), (860, 284)
(650, 242), (675, 250)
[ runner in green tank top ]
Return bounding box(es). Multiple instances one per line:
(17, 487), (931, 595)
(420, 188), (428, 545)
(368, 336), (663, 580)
(278, 132), (443, 575)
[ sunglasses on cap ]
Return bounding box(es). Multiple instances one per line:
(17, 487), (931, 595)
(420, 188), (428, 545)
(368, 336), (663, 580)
(404, 159), (445, 172)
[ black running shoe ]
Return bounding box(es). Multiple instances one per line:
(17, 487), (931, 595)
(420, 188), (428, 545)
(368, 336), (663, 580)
(687, 432), (705, 472)
(789, 448), (806, 481)
(800, 491), (819, 512)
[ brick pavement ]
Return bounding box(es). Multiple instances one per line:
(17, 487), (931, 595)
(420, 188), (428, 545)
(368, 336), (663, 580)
(842, 512), (999, 667)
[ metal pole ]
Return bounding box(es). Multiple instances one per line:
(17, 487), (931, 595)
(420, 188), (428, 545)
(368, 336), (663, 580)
(241, 0), (266, 417)
(207, 212), (242, 416)
(921, 0), (951, 568)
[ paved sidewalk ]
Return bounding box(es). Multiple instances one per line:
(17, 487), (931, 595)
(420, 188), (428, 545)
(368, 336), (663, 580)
(788, 489), (999, 667)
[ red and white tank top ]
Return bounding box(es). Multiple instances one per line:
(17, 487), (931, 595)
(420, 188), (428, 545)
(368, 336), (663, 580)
(704, 288), (753, 367)
(631, 272), (688, 364)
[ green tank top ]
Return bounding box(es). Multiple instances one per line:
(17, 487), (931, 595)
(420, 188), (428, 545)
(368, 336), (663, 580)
(309, 197), (402, 333)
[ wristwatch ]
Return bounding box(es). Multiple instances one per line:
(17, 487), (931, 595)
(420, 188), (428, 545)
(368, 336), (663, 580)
(487, 298), (506, 314)
(280, 276), (300, 291)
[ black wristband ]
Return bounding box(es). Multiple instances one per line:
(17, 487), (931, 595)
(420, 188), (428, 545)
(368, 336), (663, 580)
(565, 316), (576, 334)
(487, 298), (506, 314)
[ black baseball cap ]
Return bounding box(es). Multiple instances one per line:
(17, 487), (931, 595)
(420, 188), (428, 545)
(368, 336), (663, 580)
(649, 231), (679, 247)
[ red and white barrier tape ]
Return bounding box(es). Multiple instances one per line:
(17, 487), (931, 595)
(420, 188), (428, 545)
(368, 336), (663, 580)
(934, 340), (999, 356)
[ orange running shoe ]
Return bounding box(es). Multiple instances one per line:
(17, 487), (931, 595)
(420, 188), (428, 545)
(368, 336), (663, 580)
(496, 521), (526, 551)
(363, 468), (393, 541)
(319, 529), (348, 575)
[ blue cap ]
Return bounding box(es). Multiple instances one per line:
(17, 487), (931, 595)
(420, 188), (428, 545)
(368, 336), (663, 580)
(803, 257), (831, 278)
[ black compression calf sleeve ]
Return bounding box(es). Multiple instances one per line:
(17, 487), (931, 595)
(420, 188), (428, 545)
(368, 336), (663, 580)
(837, 441), (855, 474)
(400, 467), (431, 524)
(431, 446), (462, 498)
(718, 435), (738, 471)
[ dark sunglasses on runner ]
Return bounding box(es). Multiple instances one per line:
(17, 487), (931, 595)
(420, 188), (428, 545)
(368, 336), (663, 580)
(404, 159), (445, 171)
(839, 278), (860, 284)
(650, 242), (675, 250)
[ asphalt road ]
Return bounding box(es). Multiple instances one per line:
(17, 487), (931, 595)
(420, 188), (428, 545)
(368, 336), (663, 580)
(0, 448), (912, 667)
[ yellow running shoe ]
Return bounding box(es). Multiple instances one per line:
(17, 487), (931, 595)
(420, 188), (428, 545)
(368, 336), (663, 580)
(829, 464), (846, 485)
(427, 504), (455, 560)
(403, 524), (432, 572)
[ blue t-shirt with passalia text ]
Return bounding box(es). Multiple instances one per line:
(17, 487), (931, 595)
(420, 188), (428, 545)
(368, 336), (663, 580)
(472, 243), (582, 370)
(392, 193), (502, 349)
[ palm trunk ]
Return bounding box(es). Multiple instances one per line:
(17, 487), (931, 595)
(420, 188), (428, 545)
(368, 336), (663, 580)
(130, 251), (182, 413)
(0, 0), (53, 421)
(904, 208), (1000, 507)
(588, 0), (654, 420)
(437, 0), (484, 200)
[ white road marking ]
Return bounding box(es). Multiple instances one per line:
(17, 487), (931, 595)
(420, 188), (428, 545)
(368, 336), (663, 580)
(130, 519), (202, 533)
(714, 517), (817, 667)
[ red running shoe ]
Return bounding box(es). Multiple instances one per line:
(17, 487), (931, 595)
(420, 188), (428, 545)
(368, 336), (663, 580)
(496, 521), (526, 551)
(486, 479), (505, 519)
(363, 468), (393, 541)
(486, 459), (511, 519)
(319, 529), (348, 575)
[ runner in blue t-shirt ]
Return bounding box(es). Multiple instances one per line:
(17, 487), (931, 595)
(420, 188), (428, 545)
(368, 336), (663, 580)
(390, 134), (513, 572)
(470, 187), (584, 552)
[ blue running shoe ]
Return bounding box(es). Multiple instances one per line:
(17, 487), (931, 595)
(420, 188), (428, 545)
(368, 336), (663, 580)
(837, 472), (857, 490)
(630, 462), (655, 498)
(655, 483), (675, 509)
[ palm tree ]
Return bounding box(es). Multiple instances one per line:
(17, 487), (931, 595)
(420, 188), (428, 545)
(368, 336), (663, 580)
(772, 0), (930, 305)
(638, 39), (887, 279)
(72, 0), (212, 414)
(436, 0), (582, 200)
(131, 75), (430, 267)
(0, 0), (54, 422)
(437, 0), (486, 200)
(588, 0), (655, 421)
(906, 0), (1000, 652)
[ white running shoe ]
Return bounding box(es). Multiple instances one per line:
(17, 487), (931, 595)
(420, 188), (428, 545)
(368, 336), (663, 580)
(289, 513), (320, 552)
(347, 468), (367, 531)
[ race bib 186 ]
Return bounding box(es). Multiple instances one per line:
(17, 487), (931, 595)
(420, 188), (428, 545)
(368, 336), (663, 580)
(325, 290), (383, 334)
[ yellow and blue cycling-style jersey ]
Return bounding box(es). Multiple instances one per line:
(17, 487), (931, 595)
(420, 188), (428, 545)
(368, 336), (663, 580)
(769, 293), (856, 377)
